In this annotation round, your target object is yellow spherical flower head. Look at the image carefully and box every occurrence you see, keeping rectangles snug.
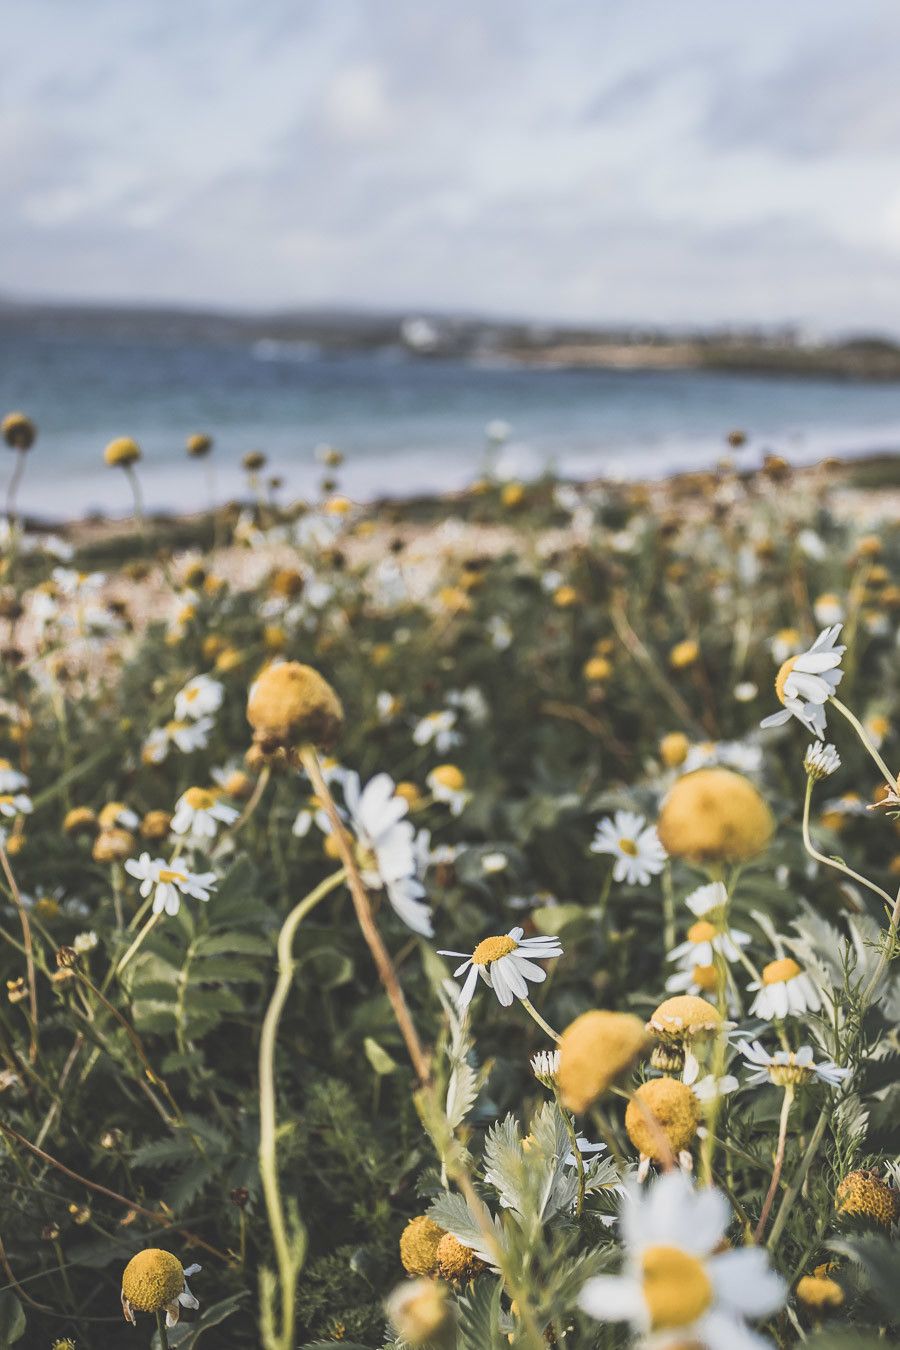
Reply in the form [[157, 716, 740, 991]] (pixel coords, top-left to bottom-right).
[[436, 1232, 481, 1282], [835, 1170, 899, 1227], [552, 584, 580, 608], [558, 1010, 650, 1113], [246, 661, 344, 754], [657, 768, 774, 863], [647, 995, 723, 1074], [2, 411, 36, 450], [242, 450, 266, 472], [63, 806, 97, 836], [659, 732, 690, 768], [186, 432, 213, 458], [583, 655, 613, 682], [796, 1273, 844, 1312], [92, 827, 136, 863], [120, 1249, 200, 1326], [501, 482, 525, 508], [669, 639, 700, 670], [104, 437, 142, 468], [399, 1215, 446, 1277], [625, 1077, 699, 1163], [385, 1278, 452, 1345]]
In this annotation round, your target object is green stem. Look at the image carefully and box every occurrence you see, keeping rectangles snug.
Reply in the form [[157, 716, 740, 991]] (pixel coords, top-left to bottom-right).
[[156, 1308, 169, 1349], [831, 696, 898, 792], [767, 1105, 828, 1250], [801, 778, 893, 907], [520, 997, 561, 1044], [554, 1091, 585, 1216], [258, 867, 346, 1350], [754, 1086, 793, 1242]]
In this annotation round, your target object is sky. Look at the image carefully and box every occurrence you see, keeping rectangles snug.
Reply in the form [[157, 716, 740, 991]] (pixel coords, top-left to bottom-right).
[[4, 0, 900, 332]]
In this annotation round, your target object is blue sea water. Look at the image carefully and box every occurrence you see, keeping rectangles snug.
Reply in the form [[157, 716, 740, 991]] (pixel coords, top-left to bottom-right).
[[2, 326, 900, 520]]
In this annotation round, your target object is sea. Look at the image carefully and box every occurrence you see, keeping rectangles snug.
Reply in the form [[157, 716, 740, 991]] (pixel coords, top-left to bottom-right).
[[2, 325, 900, 520]]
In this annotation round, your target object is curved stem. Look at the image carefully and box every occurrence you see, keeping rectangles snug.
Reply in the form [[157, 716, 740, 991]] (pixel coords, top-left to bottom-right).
[[831, 697, 898, 793], [258, 867, 346, 1350], [801, 778, 893, 907], [519, 997, 561, 1044], [300, 746, 431, 1084], [754, 1086, 793, 1242], [767, 1104, 827, 1251]]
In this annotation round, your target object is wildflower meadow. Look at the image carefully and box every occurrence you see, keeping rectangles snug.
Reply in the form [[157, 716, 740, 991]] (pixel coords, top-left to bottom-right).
[[0, 414, 897, 1350]]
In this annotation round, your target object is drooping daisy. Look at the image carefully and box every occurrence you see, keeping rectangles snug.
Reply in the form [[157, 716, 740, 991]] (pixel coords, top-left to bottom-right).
[[439, 926, 563, 1010], [124, 855, 217, 916], [426, 764, 471, 816], [170, 788, 239, 841], [412, 710, 460, 753], [174, 674, 224, 722], [591, 810, 667, 886], [142, 717, 214, 765], [579, 1171, 784, 1346], [121, 1249, 201, 1328], [738, 1040, 850, 1089], [319, 771, 433, 936], [803, 741, 841, 780], [748, 958, 822, 1020], [760, 624, 845, 739]]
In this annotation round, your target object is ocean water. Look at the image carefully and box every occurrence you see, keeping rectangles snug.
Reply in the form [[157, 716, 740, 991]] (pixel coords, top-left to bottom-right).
[[2, 326, 900, 520]]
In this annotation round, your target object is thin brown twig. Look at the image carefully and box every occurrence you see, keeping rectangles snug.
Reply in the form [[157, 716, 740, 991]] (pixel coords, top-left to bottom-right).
[[300, 747, 431, 1085]]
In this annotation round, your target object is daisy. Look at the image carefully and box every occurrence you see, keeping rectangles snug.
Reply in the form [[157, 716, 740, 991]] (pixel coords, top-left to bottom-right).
[[170, 788, 239, 841], [174, 674, 224, 722], [530, 1048, 560, 1088], [668, 882, 751, 969], [412, 710, 460, 753], [142, 717, 214, 765], [579, 1170, 784, 1346], [0, 793, 32, 819], [438, 926, 563, 1010], [426, 765, 471, 816], [591, 810, 667, 886], [0, 761, 27, 794], [121, 1250, 201, 1329], [760, 624, 845, 739], [748, 957, 822, 1020], [691, 1073, 740, 1102], [803, 741, 841, 780], [738, 1040, 850, 1089], [319, 771, 433, 936], [124, 855, 217, 916]]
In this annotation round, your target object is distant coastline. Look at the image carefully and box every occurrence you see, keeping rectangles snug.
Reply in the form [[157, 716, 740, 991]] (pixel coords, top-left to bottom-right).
[[4, 298, 900, 382]]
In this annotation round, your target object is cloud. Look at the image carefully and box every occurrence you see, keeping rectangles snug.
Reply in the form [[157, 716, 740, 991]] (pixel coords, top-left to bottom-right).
[[3, 1, 900, 331]]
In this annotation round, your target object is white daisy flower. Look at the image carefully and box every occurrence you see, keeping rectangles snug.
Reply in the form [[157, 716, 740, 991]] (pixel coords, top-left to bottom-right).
[[0, 761, 27, 794], [668, 882, 751, 969], [142, 717, 215, 764], [170, 788, 239, 841], [748, 958, 822, 1020], [124, 854, 217, 916], [319, 771, 433, 936], [0, 793, 32, 819], [427, 765, 471, 816], [813, 594, 844, 627], [591, 810, 667, 886], [682, 740, 763, 776], [803, 741, 841, 780], [376, 691, 401, 723], [412, 710, 460, 753], [530, 1048, 560, 1088], [738, 1040, 851, 1089], [760, 624, 845, 739], [579, 1170, 785, 1346], [52, 566, 106, 598], [691, 1073, 740, 1102], [438, 926, 563, 1010], [174, 674, 224, 722], [73, 931, 99, 954]]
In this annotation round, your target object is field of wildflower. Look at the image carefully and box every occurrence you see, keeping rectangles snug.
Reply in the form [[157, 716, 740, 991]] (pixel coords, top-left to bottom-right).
[[0, 413, 897, 1350]]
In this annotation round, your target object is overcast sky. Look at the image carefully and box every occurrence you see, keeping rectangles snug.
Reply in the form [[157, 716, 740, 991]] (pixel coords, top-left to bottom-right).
[[5, 1, 900, 331]]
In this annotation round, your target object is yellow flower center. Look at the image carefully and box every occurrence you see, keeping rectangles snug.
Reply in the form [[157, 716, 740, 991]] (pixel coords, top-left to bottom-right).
[[432, 765, 465, 791], [762, 957, 802, 985], [692, 963, 718, 992], [774, 656, 798, 705], [183, 787, 215, 810], [158, 869, 186, 885], [183, 687, 200, 701], [121, 1248, 184, 1312], [618, 837, 638, 856], [641, 1245, 713, 1329], [472, 935, 517, 966], [686, 921, 716, 944]]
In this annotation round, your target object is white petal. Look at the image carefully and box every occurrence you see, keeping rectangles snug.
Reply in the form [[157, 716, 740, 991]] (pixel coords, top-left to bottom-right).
[[578, 1274, 643, 1323], [709, 1248, 786, 1318]]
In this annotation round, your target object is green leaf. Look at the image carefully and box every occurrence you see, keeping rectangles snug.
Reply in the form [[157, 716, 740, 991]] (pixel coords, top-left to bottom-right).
[[152, 1292, 247, 1348], [458, 1276, 504, 1350], [828, 1234, 900, 1319], [0, 1291, 25, 1346], [364, 1036, 399, 1075]]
